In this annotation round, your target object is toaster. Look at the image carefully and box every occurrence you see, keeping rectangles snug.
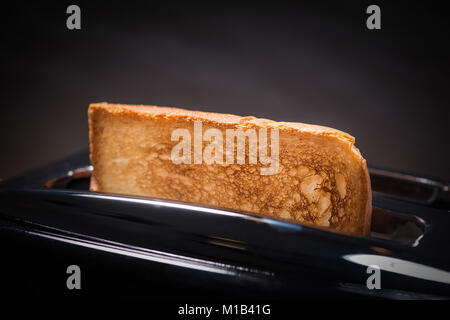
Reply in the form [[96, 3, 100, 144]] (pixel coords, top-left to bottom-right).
[[0, 150, 449, 300]]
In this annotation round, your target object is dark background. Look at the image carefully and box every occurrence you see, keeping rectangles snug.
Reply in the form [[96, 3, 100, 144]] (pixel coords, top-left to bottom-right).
[[1, 1, 449, 181]]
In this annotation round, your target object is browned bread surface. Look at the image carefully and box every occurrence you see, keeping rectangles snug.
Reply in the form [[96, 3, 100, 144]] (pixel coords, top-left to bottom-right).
[[89, 102, 372, 235]]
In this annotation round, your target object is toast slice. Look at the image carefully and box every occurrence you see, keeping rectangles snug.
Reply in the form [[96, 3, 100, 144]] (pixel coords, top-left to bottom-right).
[[89, 102, 372, 235]]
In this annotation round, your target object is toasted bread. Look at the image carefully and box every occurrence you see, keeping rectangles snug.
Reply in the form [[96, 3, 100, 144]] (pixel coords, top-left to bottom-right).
[[89, 103, 372, 235]]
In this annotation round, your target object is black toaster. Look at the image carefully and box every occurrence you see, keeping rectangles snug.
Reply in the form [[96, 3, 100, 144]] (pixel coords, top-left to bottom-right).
[[0, 150, 449, 300]]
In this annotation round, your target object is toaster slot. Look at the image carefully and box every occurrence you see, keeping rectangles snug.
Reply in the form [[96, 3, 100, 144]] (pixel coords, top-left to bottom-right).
[[44, 167, 426, 246], [370, 167, 450, 210]]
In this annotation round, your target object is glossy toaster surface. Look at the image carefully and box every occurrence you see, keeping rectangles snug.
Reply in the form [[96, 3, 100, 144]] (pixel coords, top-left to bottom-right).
[[0, 150, 449, 299]]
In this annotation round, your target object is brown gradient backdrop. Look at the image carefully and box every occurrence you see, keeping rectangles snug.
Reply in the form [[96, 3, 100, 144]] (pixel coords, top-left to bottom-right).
[[1, 1, 449, 181]]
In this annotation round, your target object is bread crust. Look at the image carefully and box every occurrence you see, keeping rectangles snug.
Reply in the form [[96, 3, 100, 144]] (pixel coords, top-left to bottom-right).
[[89, 102, 372, 236]]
